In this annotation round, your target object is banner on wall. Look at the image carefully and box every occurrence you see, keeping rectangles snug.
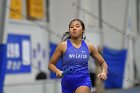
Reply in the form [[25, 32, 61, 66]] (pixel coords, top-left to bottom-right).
[[27, 0, 44, 19], [9, 0, 23, 20], [6, 34, 31, 74]]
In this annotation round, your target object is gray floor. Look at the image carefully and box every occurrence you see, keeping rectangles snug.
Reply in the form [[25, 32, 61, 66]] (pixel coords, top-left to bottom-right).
[[104, 86, 140, 93]]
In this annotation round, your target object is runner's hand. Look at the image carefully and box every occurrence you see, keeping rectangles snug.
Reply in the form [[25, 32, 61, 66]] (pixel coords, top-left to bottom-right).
[[98, 72, 107, 80], [56, 70, 63, 78]]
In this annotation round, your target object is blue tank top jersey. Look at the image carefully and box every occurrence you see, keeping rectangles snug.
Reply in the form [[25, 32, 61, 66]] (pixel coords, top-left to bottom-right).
[[62, 39, 90, 77]]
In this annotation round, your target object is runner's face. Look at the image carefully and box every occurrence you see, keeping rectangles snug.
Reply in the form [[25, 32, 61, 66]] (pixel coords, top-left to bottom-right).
[[69, 21, 84, 39]]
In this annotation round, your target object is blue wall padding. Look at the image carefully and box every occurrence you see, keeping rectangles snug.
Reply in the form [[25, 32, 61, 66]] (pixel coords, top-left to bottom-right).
[[103, 46, 127, 89], [49, 42, 62, 79], [0, 44, 7, 93]]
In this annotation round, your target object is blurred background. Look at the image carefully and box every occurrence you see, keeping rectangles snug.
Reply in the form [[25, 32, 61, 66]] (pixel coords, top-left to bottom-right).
[[0, 0, 140, 93]]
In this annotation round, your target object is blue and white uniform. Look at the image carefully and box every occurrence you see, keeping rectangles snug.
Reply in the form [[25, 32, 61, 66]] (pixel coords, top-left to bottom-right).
[[61, 39, 92, 93]]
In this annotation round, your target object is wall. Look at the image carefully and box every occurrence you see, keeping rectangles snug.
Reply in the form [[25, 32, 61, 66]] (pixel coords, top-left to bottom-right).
[[49, 0, 77, 44], [135, 37, 140, 80], [102, 0, 140, 82], [0, 0, 6, 43], [103, 0, 125, 49], [102, 0, 137, 49], [78, 0, 101, 48], [3, 0, 52, 93], [4, 0, 49, 84]]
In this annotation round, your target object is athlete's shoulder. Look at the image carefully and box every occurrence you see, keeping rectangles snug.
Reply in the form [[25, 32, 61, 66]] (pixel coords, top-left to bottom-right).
[[84, 40, 92, 47], [84, 41, 96, 52], [57, 41, 67, 48], [57, 41, 67, 53]]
